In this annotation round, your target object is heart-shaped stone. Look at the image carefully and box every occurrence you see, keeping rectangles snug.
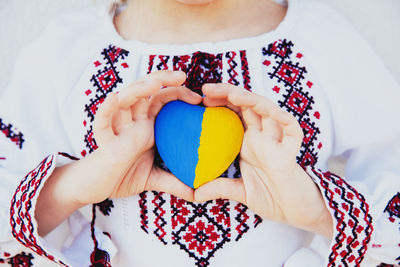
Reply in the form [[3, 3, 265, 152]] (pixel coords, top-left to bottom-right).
[[155, 100, 244, 188]]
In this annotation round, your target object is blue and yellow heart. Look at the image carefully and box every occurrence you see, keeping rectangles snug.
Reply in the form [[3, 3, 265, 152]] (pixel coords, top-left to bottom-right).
[[155, 100, 244, 189]]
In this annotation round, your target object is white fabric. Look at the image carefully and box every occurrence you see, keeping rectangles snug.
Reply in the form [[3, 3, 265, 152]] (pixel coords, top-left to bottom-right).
[[0, 0, 399, 266]]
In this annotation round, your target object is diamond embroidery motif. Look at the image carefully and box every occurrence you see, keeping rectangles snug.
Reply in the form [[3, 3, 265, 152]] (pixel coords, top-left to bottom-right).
[[172, 200, 231, 267]]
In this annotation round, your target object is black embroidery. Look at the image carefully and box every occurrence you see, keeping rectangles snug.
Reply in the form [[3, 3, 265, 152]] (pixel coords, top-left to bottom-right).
[[96, 199, 115, 216], [262, 40, 321, 167], [384, 193, 400, 222], [0, 118, 24, 149], [82, 45, 129, 156], [7, 252, 34, 267]]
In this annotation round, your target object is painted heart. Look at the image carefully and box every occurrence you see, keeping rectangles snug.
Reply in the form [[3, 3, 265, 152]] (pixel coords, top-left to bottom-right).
[[155, 100, 244, 188]]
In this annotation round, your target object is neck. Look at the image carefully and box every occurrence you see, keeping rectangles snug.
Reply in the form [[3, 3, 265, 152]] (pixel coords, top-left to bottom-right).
[[115, 0, 286, 44]]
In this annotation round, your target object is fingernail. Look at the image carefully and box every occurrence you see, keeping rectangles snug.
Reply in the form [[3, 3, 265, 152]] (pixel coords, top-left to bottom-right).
[[173, 71, 185, 77], [204, 83, 220, 91], [191, 91, 200, 97]]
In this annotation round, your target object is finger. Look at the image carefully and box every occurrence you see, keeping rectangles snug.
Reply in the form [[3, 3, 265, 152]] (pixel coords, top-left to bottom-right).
[[269, 110, 300, 134], [148, 86, 203, 118], [241, 108, 262, 131], [131, 98, 150, 121], [261, 116, 283, 141], [203, 83, 279, 117], [146, 169, 194, 202], [93, 93, 118, 144], [194, 178, 245, 203], [118, 71, 187, 110], [202, 95, 242, 114], [117, 79, 161, 110], [139, 70, 187, 87], [112, 108, 134, 135], [202, 83, 251, 106]]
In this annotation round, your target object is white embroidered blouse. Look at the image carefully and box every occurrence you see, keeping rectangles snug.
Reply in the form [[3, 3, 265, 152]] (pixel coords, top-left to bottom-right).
[[1, 0, 399, 266]]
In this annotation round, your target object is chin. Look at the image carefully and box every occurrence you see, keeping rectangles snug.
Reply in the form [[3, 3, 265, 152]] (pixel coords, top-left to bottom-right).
[[175, 0, 214, 5]]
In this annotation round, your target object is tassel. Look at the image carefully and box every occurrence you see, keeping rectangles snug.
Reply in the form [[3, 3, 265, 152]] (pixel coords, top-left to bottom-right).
[[90, 248, 111, 267]]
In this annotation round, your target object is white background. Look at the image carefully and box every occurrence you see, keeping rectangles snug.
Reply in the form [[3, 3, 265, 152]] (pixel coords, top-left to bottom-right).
[[0, 0, 399, 266]]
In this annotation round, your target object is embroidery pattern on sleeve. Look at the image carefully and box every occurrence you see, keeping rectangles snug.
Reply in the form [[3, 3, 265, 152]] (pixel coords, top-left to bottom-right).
[[0, 118, 25, 149], [310, 168, 373, 266], [10, 155, 67, 266]]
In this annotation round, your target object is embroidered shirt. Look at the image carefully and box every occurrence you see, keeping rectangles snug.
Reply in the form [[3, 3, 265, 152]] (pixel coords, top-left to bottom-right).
[[1, 0, 400, 266]]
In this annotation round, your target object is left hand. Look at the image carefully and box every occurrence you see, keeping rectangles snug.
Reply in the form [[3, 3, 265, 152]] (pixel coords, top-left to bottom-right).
[[194, 83, 332, 237]]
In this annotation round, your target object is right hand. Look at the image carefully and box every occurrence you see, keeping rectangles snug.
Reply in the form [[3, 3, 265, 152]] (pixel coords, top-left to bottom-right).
[[69, 71, 201, 205]]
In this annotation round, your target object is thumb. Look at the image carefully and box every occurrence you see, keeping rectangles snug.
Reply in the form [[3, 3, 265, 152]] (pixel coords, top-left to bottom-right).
[[146, 168, 195, 202], [194, 178, 245, 203]]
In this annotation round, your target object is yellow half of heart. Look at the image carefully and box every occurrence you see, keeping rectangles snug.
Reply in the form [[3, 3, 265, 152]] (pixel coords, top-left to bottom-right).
[[193, 106, 244, 188]]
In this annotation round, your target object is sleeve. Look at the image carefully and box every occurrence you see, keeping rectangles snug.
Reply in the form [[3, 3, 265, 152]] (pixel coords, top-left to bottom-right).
[[288, 1, 400, 266], [0, 10, 116, 266]]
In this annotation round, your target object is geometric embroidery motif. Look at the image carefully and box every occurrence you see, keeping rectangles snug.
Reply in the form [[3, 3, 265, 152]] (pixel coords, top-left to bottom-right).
[[172, 52, 223, 95], [82, 45, 130, 156], [310, 168, 373, 267], [384, 193, 400, 223], [262, 39, 321, 167], [239, 50, 252, 91], [7, 252, 34, 267], [10, 155, 67, 266], [0, 118, 25, 149], [171, 197, 231, 267], [152, 192, 168, 245], [234, 203, 249, 242], [226, 51, 240, 86], [139, 192, 149, 234]]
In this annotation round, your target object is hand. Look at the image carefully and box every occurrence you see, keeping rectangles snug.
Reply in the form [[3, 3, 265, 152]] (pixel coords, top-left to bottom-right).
[[37, 71, 202, 236], [47, 71, 201, 207], [88, 71, 202, 203], [194, 83, 332, 237]]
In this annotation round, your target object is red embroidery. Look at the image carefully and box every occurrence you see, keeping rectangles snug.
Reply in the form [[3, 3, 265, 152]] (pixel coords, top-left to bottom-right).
[[384, 193, 400, 223], [263, 60, 271, 66], [0, 118, 25, 149], [139, 192, 149, 233], [234, 203, 249, 241], [310, 169, 373, 266], [10, 155, 67, 266], [226, 51, 239, 86], [262, 39, 322, 167], [7, 252, 34, 267], [82, 45, 129, 156], [152, 192, 167, 245], [171, 198, 231, 266], [240, 50, 252, 91]]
